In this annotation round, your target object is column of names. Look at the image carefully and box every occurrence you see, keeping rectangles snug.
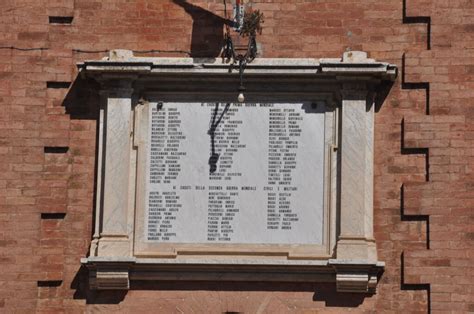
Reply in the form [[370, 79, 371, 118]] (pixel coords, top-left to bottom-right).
[[146, 102, 324, 245]]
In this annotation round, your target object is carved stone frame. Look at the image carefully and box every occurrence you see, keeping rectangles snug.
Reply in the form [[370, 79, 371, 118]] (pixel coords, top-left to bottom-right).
[[80, 50, 397, 293]]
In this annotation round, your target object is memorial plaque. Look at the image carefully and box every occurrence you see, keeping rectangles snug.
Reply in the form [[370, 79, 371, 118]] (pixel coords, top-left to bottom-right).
[[146, 102, 326, 245], [82, 54, 395, 291]]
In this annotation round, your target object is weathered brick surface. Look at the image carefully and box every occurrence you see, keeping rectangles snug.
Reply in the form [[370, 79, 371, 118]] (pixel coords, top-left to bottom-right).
[[0, 0, 472, 313]]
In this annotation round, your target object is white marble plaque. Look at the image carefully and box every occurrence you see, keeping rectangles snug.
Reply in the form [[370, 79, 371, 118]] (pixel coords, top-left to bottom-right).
[[146, 102, 325, 245]]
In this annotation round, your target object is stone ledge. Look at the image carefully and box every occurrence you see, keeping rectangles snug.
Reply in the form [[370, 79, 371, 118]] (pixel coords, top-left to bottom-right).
[[82, 257, 384, 293], [329, 259, 384, 294]]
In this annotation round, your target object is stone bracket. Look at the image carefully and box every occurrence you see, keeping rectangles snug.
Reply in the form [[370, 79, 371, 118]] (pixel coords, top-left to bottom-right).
[[329, 260, 383, 293], [82, 259, 133, 290]]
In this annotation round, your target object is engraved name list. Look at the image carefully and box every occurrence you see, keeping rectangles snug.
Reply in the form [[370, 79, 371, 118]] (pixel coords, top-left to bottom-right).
[[146, 102, 326, 245]]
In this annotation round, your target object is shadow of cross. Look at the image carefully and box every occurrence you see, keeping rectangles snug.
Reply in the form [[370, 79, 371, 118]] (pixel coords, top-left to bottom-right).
[[172, 0, 234, 58], [208, 102, 231, 173]]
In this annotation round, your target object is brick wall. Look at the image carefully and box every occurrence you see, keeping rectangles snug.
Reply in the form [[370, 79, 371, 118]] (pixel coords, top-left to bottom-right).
[[0, 0, 472, 313]]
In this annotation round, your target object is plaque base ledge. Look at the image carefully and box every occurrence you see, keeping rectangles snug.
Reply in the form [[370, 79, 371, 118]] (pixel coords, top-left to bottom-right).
[[82, 257, 384, 293]]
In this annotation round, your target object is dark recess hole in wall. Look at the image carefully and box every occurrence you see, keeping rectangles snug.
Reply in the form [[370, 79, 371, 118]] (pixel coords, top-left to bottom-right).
[[400, 252, 431, 313], [37, 280, 63, 287], [401, 54, 430, 115], [400, 119, 430, 182], [49, 16, 74, 24], [44, 146, 69, 154], [402, 0, 431, 50], [47, 81, 71, 89], [41, 213, 66, 219]]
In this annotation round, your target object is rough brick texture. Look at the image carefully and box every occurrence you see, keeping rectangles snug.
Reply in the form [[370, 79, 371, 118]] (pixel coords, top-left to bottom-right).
[[0, 0, 473, 313]]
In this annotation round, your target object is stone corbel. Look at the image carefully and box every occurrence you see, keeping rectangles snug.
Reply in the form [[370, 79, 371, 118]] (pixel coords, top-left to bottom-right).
[[83, 258, 134, 290], [336, 80, 377, 263], [329, 259, 382, 293]]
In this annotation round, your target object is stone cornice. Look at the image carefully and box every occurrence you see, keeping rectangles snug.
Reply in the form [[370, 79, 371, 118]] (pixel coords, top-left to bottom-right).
[[77, 50, 397, 82]]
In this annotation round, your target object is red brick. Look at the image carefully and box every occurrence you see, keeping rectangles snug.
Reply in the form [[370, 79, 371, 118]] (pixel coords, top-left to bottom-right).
[[2, 0, 473, 313]]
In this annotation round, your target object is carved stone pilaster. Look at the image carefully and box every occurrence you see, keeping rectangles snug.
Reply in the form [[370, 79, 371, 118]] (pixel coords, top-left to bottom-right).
[[95, 84, 135, 257]]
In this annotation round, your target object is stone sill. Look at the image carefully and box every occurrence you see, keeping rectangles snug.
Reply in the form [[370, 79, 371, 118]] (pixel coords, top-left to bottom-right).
[[81, 257, 383, 293], [82, 256, 384, 267]]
